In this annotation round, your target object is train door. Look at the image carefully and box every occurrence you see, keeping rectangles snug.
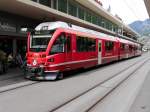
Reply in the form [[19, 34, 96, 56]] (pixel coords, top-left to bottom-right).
[[117, 41, 121, 60], [98, 40, 102, 64], [65, 34, 72, 69]]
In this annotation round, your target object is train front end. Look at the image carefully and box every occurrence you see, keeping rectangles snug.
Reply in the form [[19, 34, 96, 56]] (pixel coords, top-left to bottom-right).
[[26, 23, 62, 80]]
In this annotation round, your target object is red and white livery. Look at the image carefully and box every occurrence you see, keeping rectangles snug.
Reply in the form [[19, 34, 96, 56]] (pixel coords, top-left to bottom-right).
[[26, 21, 142, 80]]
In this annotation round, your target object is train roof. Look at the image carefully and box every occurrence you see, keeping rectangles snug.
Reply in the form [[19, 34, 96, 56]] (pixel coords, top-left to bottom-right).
[[118, 38, 129, 44], [35, 21, 118, 41], [35, 21, 108, 37], [35, 21, 139, 43]]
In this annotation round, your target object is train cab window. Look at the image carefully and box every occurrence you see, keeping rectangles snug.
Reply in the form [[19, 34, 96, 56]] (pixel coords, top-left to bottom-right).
[[50, 34, 66, 54], [105, 41, 114, 51]]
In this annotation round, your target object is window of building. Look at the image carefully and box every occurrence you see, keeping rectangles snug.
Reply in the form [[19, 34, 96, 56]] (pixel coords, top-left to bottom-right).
[[105, 20, 109, 29], [33, 0, 120, 33], [78, 7, 85, 20], [105, 41, 114, 51], [113, 25, 118, 33], [109, 23, 113, 31], [68, 1, 77, 17], [76, 36, 96, 52], [39, 0, 50, 6], [98, 17, 102, 26], [118, 27, 123, 34], [101, 18, 106, 28], [58, 0, 67, 13], [85, 11, 92, 23], [52, 0, 58, 9], [92, 15, 98, 25], [31, 0, 37, 2]]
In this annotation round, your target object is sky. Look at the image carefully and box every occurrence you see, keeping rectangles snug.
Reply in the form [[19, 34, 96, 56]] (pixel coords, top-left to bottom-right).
[[100, 0, 149, 24]]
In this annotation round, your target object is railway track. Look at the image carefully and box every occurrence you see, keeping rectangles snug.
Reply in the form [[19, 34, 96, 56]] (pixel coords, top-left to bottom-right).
[[86, 59, 150, 112], [49, 57, 149, 112], [0, 55, 148, 112], [0, 57, 147, 96]]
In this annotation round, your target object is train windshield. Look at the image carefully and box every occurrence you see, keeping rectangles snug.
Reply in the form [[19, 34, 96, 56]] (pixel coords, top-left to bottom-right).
[[30, 30, 54, 52]]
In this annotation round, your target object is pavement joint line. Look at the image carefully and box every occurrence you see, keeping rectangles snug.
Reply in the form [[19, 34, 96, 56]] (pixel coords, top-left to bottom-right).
[[50, 59, 142, 112], [101, 58, 150, 88], [86, 58, 150, 112], [99, 85, 113, 89], [88, 58, 150, 112], [0, 81, 39, 94], [51, 58, 149, 112], [0, 57, 145, 94], [0, 55, 148, 112], [49, 57, 148, 112]]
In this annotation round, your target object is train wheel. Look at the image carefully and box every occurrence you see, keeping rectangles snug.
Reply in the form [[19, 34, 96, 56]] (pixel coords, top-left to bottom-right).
[[0, 61, 4, 74], [57, 72, 64, 80]]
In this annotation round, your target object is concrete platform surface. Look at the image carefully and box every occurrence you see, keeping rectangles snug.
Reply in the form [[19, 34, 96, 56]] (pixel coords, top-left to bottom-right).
[[129, 68, 150, 112], [0, 68, 26, 87], [0, 53, 149, 112], [89, 57, 150, 112]]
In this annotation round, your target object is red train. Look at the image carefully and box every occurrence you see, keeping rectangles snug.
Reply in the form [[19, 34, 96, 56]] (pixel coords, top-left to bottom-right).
[[26, 21, 142, 80]]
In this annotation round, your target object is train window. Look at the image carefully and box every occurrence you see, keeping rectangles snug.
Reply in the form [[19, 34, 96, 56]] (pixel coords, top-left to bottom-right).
[[129, 45, 132, 51], [77, 37, 82, 52], [50, 34, 66, 54], [99, 43, 101, 52], [66, 36, 71, 53], [90, 39, 96, 51], [134, 46, 137, 51], [121, 44, 125, 50], [76, 36, 96, 52], [105, 41, 114, 51]]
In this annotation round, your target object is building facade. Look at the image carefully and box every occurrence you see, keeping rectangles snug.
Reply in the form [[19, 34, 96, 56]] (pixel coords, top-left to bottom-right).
[[144, 0, 150, 17], [0, 0, 139, 58], [0, 11, 40, 57]]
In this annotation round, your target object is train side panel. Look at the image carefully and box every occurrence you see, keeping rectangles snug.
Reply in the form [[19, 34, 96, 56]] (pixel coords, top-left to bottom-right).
[[101, 39, 119, 64]]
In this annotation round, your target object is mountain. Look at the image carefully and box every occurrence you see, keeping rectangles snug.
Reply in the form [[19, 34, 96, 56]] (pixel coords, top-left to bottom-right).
[[129, 19, 150, 36]]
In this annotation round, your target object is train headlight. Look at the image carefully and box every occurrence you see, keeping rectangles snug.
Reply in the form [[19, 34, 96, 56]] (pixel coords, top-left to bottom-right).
[[33, 59, 37, 66], [39, 65, 44, 68]]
